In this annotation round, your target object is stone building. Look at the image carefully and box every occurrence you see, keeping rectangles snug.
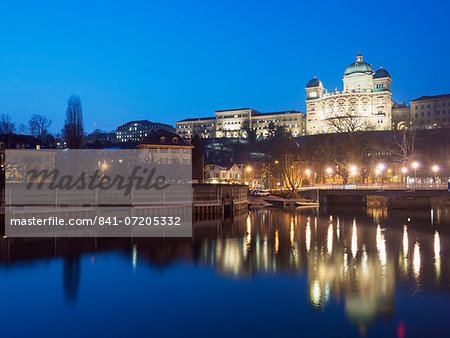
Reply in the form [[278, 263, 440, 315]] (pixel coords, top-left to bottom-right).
[[306, 53, 392, 134], [409, 94, 450, 129], [176, 108, 306, 139]]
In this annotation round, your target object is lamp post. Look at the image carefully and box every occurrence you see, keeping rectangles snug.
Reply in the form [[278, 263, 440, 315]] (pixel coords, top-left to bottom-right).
[[401, 167, 407, 187], [432, 165, 439, 187], [305, 169, 311, 186], [350, 165, 357, 185], [326, 167, 333, 186], [245, 165, 252, 188], [412, 162, 419, 190]]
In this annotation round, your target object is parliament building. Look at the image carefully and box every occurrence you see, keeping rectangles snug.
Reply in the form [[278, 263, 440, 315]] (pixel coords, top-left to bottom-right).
[[306, 53, 393, 134]]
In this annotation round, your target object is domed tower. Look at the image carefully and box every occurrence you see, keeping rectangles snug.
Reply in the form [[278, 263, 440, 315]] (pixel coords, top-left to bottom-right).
[[305, 76, 324, 100], [343, 53, 374, 91], [373, 67, 391, 92]]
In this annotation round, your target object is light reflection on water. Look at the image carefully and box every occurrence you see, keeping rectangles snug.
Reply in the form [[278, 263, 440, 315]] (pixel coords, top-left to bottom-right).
[[1, 206, 450, 336]]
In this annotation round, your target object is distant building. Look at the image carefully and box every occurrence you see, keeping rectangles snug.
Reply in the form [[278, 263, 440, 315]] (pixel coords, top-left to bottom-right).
[[136, 129, 193, 165], [204, 163, 242, 184], [85, 130, 116, 146], [306, 53, 393, 134], [176, 108, 306, 139], [0, 134, 42, 150], [410, 94, 450, 129], [391, 102, 411, 130], [116, 120, 175, 142]]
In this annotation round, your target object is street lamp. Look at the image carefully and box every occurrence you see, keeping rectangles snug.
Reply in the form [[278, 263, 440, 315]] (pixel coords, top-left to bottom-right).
[[377, 163, 385, 185], [350, 165, 357, 185], [245, 166, 252, 188], [401, 167, 407, 185], [326, 167, 333, 186], [432, 165, 439, 186], [412, 162, 419, 189]]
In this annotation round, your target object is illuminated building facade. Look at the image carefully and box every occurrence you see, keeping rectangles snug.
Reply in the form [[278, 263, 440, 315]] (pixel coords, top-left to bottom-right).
[[176, 108, 306, 139], [409, 94, 450, 129], [306, 53, 393, 134], [116, 120, 175, 142]]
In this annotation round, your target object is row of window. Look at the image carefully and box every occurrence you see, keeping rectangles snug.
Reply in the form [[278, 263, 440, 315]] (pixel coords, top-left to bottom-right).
[[415, 102, 449, 109]]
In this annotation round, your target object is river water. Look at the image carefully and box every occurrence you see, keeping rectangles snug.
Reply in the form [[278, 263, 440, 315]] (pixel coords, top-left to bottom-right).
[[1, 206, 449, 337]]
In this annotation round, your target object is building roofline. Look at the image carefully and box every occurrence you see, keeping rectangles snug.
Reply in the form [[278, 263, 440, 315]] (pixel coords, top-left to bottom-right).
[[177, 116, 216, 122], [215, 108, 253, 113], [411, 94, 450, 102]]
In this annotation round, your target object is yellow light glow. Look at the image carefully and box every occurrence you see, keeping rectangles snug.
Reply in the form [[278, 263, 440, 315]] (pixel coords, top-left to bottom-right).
[[306, 222, 311, 253], [401, 167, 407, 174], [403, 225, 408, 258], [326, 167, 333, 174], [434, 231, 441, 281], [412, 162, 419, 169], [327, 224, 333, 255], [246, 215, 251, 246], [245, 166, 252, 173], [290, 219, 294, 247], [413, 241, 421, 281], [432, 165, 439, 172], [275, 230, 279, 254], [351, 219, 358, 258]]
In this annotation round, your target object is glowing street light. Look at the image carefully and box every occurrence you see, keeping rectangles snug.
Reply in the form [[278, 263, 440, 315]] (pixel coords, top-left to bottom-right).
[[101, 162, 109, 170], [432, 165, 439, 185], [246, 166, 252, 173], [326, 167, 333, 174], [305, 169, 311, 177], [401, 167, 408, 185], [412, 162, 419, 189], [350, 165, 357, 185]]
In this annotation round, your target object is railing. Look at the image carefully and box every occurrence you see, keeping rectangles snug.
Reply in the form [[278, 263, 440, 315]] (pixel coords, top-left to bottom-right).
[[296, 183, 449, 191]]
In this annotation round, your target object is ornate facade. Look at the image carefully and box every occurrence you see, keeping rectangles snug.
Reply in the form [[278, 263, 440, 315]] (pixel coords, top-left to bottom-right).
[[306, 54, 392, 134]]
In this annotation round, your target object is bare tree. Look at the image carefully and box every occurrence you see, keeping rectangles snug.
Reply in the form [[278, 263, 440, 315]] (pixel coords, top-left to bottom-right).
[[63, 95, 85, 149], [0, 113, 16, 134], [281, 155, 304, 192], [320, 112, 376, 184], [17, 123, 28, 135], [29, 113, 52, 140], [326, 112, 375, 133], [391, 127, 417, 165]]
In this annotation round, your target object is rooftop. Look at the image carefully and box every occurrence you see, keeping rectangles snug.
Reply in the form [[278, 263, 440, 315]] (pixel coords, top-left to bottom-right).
[[252, 110, 305, 116], [117, 120, 174, 128], [139, 129, 193, 147], [215, 108, 253, 112], [178, 116, 216, 122], [411, 94, 450, 102]]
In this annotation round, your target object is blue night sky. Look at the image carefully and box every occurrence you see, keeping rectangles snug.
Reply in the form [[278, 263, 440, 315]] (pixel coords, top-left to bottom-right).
[[1, 0, 449, 133]]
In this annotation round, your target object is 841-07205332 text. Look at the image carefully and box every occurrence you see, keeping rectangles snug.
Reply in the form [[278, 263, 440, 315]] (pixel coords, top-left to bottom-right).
[[9, 216, 182, 227]]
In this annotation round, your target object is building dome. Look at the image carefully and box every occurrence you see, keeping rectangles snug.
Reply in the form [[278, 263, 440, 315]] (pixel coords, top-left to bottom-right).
[[306, 77, 322, 88], [373, 67, 391, 79], [344, 54, 374, 76]]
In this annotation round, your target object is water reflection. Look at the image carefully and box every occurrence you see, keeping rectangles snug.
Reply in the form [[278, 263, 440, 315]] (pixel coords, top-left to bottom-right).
[[1, 206, 450, 335], [434, 231, 441, 282]]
